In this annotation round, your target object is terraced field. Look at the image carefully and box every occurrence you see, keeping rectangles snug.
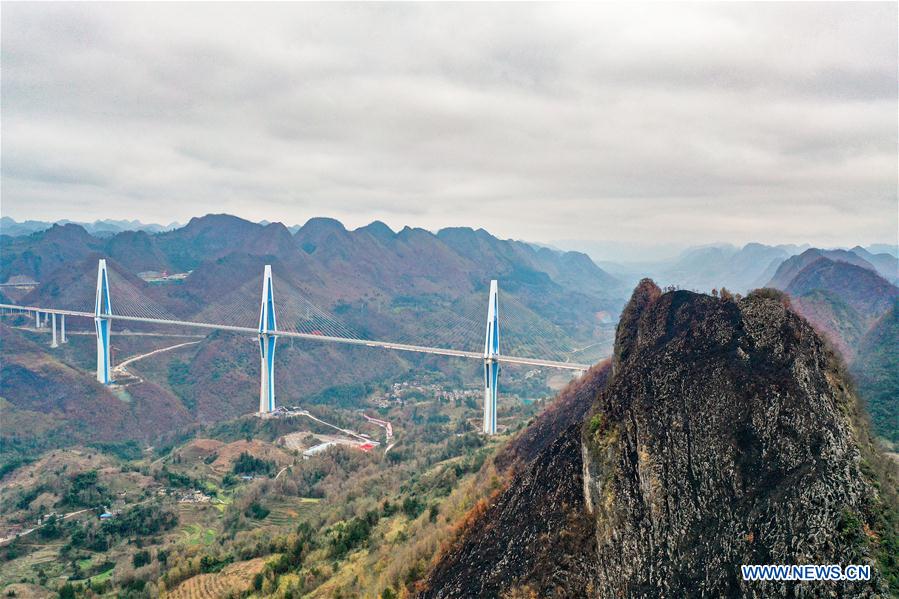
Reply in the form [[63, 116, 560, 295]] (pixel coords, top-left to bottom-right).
[[165, 558, 267, 599], [245, 497, 321, 530], [180, 523, 216, 546], [0, 543, 66, 588], [88, 567, 115, 585], [0, 583, 55, 599]]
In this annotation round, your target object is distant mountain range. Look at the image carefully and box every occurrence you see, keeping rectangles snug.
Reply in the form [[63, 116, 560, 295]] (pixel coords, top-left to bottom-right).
[[598, 241, 896, 293], [3, 213, 626, 304], [0, 216, 181, 238]]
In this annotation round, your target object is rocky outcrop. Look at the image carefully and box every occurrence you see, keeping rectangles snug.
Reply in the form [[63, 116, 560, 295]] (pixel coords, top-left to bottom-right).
[[583, 283, 891, 597], [494, 359, 611, 472], [424, 281, 898, 598], [420, 361, 614, 598]]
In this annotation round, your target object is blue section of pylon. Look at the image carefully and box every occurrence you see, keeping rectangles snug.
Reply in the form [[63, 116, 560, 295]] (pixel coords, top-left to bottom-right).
[[484, 280, 499, 359], [490, 295, 499, 355], [267, 283, 276, 331], [265, 335, 277, 411], [95, 318, 110, 383], [258, 332, 277, 411], [484, 359, 499, 435]]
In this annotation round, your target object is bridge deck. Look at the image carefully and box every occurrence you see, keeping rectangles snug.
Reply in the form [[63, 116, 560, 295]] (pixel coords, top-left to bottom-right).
[[0, 304, 591, 372]]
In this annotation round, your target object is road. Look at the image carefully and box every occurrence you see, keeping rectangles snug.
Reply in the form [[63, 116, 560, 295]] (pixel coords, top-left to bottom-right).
[[362, 414, 393, 441], [0, 496, 160, 546], [20, 328, 205, 339], [566, 340, 605, 356], [0, 508, 91, 545], [291, 411, 378, 445], [113, 340, 202, 383]]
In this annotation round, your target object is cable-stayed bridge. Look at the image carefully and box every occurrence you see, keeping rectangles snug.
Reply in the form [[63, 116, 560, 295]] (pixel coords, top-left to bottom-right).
[[1, 260, 597, 434]]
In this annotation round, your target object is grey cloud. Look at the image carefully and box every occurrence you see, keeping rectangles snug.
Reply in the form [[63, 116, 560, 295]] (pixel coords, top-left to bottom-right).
[[1, 2, 896, 248]]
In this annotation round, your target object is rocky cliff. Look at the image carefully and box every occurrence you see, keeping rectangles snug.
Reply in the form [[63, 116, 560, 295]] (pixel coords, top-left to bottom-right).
[[420, 361, 613, 598], [423, 281, 898, 598], [583, 281, 895, 597]]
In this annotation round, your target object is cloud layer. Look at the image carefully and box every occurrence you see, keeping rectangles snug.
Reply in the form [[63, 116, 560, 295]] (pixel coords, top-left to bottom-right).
[[2, 3, 896, 246]]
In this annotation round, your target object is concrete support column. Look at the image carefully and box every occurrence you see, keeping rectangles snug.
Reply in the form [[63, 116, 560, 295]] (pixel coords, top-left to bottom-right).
[[257, 265, 278, 413], [51, 313, 58, 348], [60, 314, 67, 343]]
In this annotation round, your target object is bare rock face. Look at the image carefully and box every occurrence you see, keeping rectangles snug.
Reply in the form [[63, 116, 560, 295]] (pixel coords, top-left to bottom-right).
[[583, 283, 888, 597]]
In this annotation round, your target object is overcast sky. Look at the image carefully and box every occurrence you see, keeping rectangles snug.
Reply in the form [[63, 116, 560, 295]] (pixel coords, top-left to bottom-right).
[[2, 2, 896, 253]]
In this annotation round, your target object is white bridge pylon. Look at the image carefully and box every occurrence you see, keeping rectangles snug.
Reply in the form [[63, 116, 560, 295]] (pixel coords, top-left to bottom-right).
[[2, 259, 591, 435], [483, 280, 499, 435], [95, 259, 112, 384], [258, 265, 278, 414]]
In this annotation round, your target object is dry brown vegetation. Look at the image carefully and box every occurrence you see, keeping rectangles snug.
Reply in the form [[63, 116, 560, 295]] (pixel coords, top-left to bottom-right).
[[1, 448, 117, 490], [306, 460, 508, 599], [208, 441, 294, 474]]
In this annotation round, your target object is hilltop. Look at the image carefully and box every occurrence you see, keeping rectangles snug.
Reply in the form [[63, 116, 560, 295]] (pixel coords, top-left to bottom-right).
[[766, 247, 887, 290], [583, 283, 896, 596]]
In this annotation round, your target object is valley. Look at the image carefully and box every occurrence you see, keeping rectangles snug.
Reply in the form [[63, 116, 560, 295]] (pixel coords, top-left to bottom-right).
[[1, 215, 896, 598], [0, 364, 554, 597]]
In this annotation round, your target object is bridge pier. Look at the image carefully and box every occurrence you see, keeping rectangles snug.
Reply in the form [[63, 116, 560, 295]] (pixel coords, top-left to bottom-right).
[[483, 280, 499, 435], [51, 313, 58, 348], [95, 260, 112, 383], [60, 314, 67, 343], [258, 265, 278, 413]]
